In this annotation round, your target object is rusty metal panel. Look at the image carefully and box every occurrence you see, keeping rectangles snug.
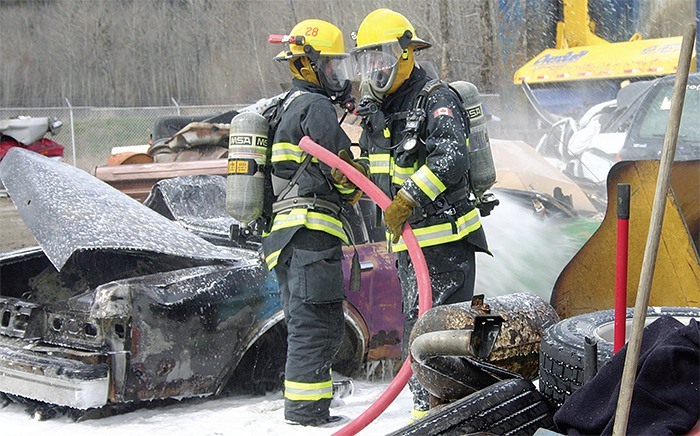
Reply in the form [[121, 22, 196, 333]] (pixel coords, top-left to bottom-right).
[[551, 160, 700, 318]]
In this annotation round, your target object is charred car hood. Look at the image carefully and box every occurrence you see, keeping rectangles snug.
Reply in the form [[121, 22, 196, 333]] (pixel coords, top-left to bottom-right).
[[0, 147, 240, 270]]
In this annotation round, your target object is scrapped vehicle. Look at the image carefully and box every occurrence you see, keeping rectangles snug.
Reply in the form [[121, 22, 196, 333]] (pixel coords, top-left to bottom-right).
[[0, 116, 64, 161], [0, 147, 403, 416], [529, 73, 700, 208], [0, 116, 65, 197]]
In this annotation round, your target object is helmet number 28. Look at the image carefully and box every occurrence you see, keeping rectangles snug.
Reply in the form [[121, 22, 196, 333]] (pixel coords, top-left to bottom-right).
[[305, 27, 319, 37]]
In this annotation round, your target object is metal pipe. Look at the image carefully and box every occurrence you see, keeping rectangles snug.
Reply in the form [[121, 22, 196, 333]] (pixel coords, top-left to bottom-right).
[[614, 183, 630, 353], [410, 330, 472, 366], [612, 23, 696, 436], [171, 97, 181, 115], [64, 98, 77, 166], [583, 336, 598, 383]]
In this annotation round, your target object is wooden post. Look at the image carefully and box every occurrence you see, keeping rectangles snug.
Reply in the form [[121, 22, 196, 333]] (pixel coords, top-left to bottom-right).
[[612, 23, 697, 436]]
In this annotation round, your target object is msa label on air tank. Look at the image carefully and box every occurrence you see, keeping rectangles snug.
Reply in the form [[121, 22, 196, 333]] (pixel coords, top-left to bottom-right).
[[230, 134, 268, 147], [228, 159, 257, 175], [466, 104, 483, 119]]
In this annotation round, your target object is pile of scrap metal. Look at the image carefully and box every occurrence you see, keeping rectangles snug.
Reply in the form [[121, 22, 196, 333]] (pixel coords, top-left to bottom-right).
[[389, 159, 699, 435], [389, 293, 561, 435], [93, 94, 364, 203]]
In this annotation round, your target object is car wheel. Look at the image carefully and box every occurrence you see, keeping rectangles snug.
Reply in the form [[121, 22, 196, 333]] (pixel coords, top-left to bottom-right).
[[227, 322, 287, 395], [539, 306, 700, 407], [387, 378, 554, 435], [332, 322, 364, 378]]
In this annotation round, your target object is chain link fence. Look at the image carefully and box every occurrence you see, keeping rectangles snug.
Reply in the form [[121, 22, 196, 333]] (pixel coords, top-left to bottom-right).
[[0, 103, 245, 172], [1, 95, 511, 174]]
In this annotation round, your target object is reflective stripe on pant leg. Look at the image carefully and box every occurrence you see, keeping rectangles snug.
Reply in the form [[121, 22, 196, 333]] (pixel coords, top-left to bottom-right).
[[284, 378, 333, 401]]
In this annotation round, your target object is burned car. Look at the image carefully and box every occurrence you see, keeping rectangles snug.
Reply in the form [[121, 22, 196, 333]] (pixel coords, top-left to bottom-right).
[[0, 147, 403, 415]]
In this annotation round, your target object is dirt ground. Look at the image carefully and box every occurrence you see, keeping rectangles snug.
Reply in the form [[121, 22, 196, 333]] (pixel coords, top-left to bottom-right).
[[0, 195, 37, 252]]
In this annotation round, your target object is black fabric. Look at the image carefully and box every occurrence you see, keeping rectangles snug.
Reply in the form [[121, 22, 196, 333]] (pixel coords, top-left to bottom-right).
[[397, 239, 476, 410], [275, 228, 345, 424], [271, 79, 351, 202], [554, 316, 700, 435]]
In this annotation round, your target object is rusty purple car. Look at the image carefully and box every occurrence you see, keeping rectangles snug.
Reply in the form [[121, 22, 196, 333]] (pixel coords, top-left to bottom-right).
[[0, 147, 403, 416]]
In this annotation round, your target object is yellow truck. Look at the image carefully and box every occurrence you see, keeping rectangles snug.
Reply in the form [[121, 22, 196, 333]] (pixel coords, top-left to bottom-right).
[[514, 0, 697, 118]]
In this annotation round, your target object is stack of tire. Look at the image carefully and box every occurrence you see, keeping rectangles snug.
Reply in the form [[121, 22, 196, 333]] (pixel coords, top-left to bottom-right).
[[390, 306, 699, 435], [538, 306, 700, 407], [387, 377, 554, 435]]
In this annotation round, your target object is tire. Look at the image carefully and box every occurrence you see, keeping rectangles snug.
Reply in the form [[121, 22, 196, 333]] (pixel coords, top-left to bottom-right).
[[332, 322, 364, 378], [539, 306, 700, 407], [227, 322, 287, 395], [387, 378, 555, 436]]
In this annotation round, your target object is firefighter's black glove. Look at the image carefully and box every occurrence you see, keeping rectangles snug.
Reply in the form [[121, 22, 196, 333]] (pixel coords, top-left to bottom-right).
[[332, 149, 366, 190], [384, 189, 416, 244], [344, 189, 363, 206]]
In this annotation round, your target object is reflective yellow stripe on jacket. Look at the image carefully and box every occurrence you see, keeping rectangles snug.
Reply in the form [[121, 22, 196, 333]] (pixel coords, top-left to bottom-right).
[[369, 153, 390, 174], [410, 165, 446, 201], [392, 160, 417, 185], [271, 142, 319, 164], [265, 208, 348, 268], [284, 379, 333, 401], [390, 207, 482, 252]]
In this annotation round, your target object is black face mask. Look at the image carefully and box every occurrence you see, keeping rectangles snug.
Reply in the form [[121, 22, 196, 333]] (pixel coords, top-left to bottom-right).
[[316, 69, 351, 106]]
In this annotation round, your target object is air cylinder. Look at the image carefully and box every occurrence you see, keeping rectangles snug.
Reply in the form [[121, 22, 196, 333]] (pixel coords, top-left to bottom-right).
[[451, 81, 497, 198], [226, 112, 269, 228]]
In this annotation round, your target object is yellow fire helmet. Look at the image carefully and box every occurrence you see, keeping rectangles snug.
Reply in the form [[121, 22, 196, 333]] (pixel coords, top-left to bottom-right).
[[354, 8, 431, 52], [270, 19, 352, 103], [352, 9, 432, 102], [273, 19, 348, 61]]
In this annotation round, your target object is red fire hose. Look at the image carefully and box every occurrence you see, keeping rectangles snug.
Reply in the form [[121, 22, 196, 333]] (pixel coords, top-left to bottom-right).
[[298, 136, 433, 435], [614, 184, 630, 353]]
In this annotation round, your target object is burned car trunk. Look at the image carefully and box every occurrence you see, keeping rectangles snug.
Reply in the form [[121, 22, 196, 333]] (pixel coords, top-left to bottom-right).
[[0, 147, 278, 409]]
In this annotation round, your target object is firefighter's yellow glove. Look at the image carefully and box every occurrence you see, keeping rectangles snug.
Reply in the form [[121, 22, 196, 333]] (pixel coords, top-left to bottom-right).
[[384, 190, 416, 244], [332, 149, 366, 189]]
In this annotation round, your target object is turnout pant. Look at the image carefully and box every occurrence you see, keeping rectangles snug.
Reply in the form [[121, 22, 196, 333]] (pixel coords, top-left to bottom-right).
[[274, 228, 345, 424], [397, 238, 476, 412]]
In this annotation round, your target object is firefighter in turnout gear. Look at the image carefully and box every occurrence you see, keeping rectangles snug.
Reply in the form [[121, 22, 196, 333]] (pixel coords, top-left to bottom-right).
[[350, 8, 490, 420], [264, 18, 355, 427]]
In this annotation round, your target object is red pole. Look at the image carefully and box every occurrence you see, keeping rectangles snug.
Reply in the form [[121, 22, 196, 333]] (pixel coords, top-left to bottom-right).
[[614, 183, 630, 353]]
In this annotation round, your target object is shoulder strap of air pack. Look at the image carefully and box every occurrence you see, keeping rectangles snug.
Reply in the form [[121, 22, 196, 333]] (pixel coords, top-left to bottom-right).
[[269, 90, 312, 201], [412, 79, 446, 168]]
